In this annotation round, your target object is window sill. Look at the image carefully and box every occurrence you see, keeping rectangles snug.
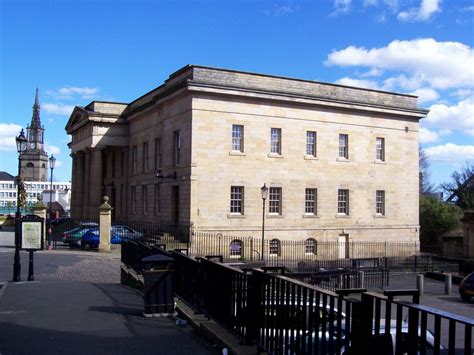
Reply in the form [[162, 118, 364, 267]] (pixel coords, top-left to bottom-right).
[[373, 160, 386, 165], [374, 214, 386, 218], [304, 155, 318, 160], [267, 214, 283, 218], [336, 157, 350, 162], [227, 214, 246, 219], [229, 151, 246, 156], [303, 214, 318, 218], [268, 153, 283, 158], [335, 214, 350, 218]]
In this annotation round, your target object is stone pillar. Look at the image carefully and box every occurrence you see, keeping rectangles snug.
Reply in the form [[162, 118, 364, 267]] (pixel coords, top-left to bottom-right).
[[32, 195, 47, 249], [75, 151, 85, 220], [83, 150, 91, 220], [99, 196, 112, 253], [70, 153, 77, 219], [90, 148, 103, 220]]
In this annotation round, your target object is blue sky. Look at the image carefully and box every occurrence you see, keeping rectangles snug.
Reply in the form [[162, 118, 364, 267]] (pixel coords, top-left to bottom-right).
[[0, 0, 473, 188]]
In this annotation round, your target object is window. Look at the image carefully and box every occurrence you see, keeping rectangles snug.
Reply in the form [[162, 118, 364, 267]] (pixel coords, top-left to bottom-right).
[[269, 239, 281, 256], [143, 141, 149, 172], [269, 187, 282, 214], [232, 125, 244, 152], [376, 190, 385, 215], [339, 134, 348, 159], [306, 131, 317, 156], [305, 188, 317, 215], [376, 137, 385, 161], [230, 186, 244, 214], [131, 145, 137, 174], [174, 130, 181, 166], [230, 239, 243, 258], [143, 185, 148, 214], [270, 128, 281, 154], [338, 189, 349, 215], [155, 138, 161, 171], [131, 186, 137, 214], [305, 238, 317, 255], [154, 184, 161, 215]]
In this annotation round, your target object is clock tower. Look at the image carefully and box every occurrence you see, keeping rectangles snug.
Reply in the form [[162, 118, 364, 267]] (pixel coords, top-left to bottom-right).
[[20, 89, 49, 181]]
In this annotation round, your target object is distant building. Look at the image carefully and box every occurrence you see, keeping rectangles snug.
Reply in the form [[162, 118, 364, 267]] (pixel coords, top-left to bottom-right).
[[66, 65, 427, 243]]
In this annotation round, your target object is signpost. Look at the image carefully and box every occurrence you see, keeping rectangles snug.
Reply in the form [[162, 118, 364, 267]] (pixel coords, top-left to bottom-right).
[[19, 215, 44, 281]]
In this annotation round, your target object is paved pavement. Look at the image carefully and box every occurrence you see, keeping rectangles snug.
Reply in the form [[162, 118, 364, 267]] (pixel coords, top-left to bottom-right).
[[0, 228, 218, 355]]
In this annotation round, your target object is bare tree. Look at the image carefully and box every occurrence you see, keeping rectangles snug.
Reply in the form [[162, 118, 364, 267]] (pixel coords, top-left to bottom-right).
[[441, 162, 474, 210], [419, 147, 434, 194]]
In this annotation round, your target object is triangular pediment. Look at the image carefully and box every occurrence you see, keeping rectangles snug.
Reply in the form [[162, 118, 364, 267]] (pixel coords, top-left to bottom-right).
[[65, 106, 91, 134]]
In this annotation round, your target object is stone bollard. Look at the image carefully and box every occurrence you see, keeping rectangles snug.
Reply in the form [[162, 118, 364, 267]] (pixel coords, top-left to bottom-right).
[[99, 196, 112, 253], [417, 274, 424, 296], [444, 273, 452, 295]]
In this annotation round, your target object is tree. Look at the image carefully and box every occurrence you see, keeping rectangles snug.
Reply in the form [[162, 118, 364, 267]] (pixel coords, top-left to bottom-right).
[[420, 196, 462, 243], [18, 177, 28, 209], [441, 163, 474, 210], [419, 147, 434, 193]]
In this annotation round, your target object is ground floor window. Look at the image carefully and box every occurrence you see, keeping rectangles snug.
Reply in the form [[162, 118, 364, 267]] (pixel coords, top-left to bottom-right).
[[305, 238, 317, 255], [269, 239, 281, 256], [230, 239, 243, 258]]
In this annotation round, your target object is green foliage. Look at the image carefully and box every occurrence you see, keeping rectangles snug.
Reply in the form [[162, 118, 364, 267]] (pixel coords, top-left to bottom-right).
[[420, 196, 462, 243]]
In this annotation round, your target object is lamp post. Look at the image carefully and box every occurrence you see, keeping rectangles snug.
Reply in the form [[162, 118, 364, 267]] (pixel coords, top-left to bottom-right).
[[260, 183, 268, 262], [48, 154, 56, 249], [13, 129, 27, 282]]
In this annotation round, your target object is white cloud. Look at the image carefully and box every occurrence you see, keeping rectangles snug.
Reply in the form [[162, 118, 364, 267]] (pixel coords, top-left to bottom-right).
[[46, 86, 99, 100], [44, 143, 61, 156], [332, 0, 352, 15], [419, 128, 439, 143], [0, 123, 23, 152], [424, 143, 474, 163], [264, 4, 298, 16], [361, 68, 384, 77], [325, 38, 474, 90], [425, 99, 474, 135], [335, 77, 381, 90], [398, 0, 441, 22], [464, 6, 474, 12], [409, 88, 439, 104], [53, 160, 63, 168], [42, 103, 75, 116]]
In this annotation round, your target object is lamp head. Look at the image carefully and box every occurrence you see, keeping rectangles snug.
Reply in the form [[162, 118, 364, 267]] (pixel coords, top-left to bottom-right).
[[49, 154, 56, 169], [261, 183, 268, 200], [16, 129, 27, 153]]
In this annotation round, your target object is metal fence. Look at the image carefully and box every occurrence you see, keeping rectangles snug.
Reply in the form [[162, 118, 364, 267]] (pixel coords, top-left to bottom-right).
[[121, 241, 474, 354]]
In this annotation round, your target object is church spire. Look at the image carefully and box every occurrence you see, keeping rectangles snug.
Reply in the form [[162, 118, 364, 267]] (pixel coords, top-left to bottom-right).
[[31, 87, 41, 125]]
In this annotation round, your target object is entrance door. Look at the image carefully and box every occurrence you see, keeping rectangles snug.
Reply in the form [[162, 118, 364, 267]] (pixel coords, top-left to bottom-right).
[[172, 186, 180, 224], [338, 234, 349, 259]]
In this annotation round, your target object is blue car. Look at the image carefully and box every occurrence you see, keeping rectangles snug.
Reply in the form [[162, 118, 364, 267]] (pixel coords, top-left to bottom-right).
[[81, 225, 143, 250]]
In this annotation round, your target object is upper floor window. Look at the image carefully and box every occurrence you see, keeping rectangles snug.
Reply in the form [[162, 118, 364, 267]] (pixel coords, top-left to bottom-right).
[[306, 131, 317, 157], [174, 130, 181, 166], [269, 187, 282, 214], [230, 186, 244, 214], [376, 190, 385, 215], [131, 146, 137, 174], [338, 189, 349, 215], [305, 238, 317, 255], [376, 137, 385, 161], [143, 141, 149, 172], [155, 138, 161, 171], [232, 125, 244, 152], [271, 128, 282, 154], [339, 134, 348, 159], [305, 188, 317, 215]]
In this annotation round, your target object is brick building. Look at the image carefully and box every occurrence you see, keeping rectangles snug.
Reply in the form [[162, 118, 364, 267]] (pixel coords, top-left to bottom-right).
[[66, 65, 427, 243]]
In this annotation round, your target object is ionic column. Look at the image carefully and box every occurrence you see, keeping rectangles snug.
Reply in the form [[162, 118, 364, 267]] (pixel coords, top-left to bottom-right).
[[83, 149, 91, 219], [70, 153, 77, 219], [75, 151, 85, 220], [89, 147, 104, 219]]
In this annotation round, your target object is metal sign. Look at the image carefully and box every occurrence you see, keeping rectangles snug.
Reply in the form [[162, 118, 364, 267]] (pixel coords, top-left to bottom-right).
[[20, 215, 44, 251]]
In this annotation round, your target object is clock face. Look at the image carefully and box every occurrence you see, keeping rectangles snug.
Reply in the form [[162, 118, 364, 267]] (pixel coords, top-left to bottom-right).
[[29, 143, 35, 149]]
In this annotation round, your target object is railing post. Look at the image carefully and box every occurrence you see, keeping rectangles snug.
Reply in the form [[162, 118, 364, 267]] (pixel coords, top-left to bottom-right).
[[244, 270, 261, 345], [99, 196, 112, 253], [351, 294, 372, 354]]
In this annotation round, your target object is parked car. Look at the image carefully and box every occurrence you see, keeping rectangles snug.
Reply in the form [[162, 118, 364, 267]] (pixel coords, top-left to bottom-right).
[[62, 226, 93, 246], [459, 272, 474, 302], [81, 225, 143, 250]]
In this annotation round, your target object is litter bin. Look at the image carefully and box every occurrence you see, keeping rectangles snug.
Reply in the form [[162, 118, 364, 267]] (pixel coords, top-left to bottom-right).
[[142, 254, 175, 316]]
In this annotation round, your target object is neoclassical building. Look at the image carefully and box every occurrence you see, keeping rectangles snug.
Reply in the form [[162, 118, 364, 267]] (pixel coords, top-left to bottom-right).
[[66, 65, 427, 243]]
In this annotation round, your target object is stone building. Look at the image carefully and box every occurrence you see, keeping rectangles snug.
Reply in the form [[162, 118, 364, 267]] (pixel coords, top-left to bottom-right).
[[66, 65, 427, 243]]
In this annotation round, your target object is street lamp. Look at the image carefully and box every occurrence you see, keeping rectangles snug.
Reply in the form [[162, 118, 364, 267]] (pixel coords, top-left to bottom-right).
[[260, 183, 268, 262], [48, 154, 56, 249], [13, 129, 27, 282]]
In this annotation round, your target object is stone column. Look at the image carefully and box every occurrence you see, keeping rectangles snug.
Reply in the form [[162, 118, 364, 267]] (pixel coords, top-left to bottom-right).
[[70, 153, 77, 220], [83, 149, 91, 220], [90, 148, 103, 220], [32, 195, 47, 249], [75, 151, 85, 220], [99, 196, 112, 253]]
